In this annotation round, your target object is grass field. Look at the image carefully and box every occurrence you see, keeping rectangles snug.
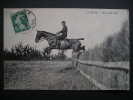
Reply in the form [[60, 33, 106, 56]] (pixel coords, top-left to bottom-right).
[[4, 61, 98, 90]]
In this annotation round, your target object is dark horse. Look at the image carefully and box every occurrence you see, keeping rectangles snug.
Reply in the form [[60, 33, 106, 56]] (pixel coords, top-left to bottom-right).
[[35, 30, 85, 55]]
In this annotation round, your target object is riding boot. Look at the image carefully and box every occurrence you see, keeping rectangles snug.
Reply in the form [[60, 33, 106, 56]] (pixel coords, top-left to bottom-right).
[[58, 40, 60, 51], [54, 39, 57, 47], [54, 38, 58, 47]]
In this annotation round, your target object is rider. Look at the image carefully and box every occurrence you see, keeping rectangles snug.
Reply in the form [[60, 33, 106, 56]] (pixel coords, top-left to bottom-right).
[[55, 21, 68, 48]]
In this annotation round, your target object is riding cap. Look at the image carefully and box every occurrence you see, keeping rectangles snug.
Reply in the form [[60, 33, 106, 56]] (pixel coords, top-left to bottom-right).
[[62, 21, 65, 23]]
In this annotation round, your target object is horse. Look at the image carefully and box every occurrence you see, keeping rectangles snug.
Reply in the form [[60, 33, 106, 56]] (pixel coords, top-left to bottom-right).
[[35, 30, 85, 56]]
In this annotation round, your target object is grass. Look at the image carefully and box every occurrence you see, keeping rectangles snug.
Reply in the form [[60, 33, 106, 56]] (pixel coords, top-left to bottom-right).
[[4, 61, 98, 90]]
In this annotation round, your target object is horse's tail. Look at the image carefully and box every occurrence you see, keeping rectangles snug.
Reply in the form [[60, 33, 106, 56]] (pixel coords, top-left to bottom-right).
[[67, 38, 84, 41], [76, 38, 84, 40]]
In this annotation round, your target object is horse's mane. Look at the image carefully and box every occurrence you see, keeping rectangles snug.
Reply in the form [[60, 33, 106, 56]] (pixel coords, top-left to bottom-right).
[[38, 31, 56, 36]]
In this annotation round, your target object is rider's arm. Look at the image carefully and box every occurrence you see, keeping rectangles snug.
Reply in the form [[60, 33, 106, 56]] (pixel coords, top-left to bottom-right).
[[58, 29, 63, 33], [58, 26, 67, 33]]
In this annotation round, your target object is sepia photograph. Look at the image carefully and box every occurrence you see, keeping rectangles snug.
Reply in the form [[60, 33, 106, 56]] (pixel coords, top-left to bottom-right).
[[4, 8, 129, 90]]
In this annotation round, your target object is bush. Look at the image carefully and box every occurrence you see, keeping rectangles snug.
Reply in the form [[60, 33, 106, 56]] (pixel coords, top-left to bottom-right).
[[4, 42, 49, 61], [53, 50, 67, 61]]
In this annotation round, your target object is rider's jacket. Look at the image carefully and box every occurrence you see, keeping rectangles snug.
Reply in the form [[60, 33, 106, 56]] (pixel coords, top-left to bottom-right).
[[59, 25, 68, 37]]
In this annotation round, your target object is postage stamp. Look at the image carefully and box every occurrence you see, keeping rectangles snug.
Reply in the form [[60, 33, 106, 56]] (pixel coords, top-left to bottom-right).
[[10, 9, 36, 34]]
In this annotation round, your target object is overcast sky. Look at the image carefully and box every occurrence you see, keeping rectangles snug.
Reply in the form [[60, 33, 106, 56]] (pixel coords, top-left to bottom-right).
[[4, 8, 129, 57]]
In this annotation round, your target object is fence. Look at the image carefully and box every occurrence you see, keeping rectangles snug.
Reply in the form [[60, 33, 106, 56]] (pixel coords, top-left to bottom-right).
[[72, 52, 129, 90]]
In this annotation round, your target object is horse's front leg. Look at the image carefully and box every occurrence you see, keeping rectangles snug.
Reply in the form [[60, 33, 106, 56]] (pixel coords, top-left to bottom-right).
[[47, 47, 51, 55], [46, 46, 53, 58]]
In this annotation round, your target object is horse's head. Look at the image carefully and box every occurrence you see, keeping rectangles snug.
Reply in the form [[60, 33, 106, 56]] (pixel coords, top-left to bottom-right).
[[35, 30, 56, 43], [35, 30, 44, 43]]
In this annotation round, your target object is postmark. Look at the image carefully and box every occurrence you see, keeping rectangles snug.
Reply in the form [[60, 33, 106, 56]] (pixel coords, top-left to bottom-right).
[[10, 9, 36, 34]]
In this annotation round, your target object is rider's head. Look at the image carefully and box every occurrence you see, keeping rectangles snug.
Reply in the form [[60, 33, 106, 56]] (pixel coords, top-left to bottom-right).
[[62, 21, 66, 26]]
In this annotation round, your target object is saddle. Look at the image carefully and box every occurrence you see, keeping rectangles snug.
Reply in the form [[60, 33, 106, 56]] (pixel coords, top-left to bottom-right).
[[55, 38, 70, 49]]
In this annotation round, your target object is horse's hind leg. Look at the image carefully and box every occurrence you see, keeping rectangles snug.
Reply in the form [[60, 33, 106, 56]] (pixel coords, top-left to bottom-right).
[[80, 45, 85, 52]]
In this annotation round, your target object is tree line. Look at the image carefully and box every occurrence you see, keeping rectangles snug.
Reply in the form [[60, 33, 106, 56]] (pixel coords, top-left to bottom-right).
[[79, 20, 129, 62]]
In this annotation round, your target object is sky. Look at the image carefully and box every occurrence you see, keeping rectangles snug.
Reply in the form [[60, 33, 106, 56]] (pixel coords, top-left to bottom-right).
[[4, 8, 129, 58]]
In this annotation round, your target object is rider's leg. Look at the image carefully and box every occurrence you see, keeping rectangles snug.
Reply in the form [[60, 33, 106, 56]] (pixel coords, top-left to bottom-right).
[[57, 36, 60, 49], [57, 35, 66, 49], [52, 36, 58, 47]]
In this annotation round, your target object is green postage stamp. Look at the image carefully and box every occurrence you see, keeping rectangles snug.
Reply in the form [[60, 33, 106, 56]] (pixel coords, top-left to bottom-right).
[[10, 9, 36, 33]]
